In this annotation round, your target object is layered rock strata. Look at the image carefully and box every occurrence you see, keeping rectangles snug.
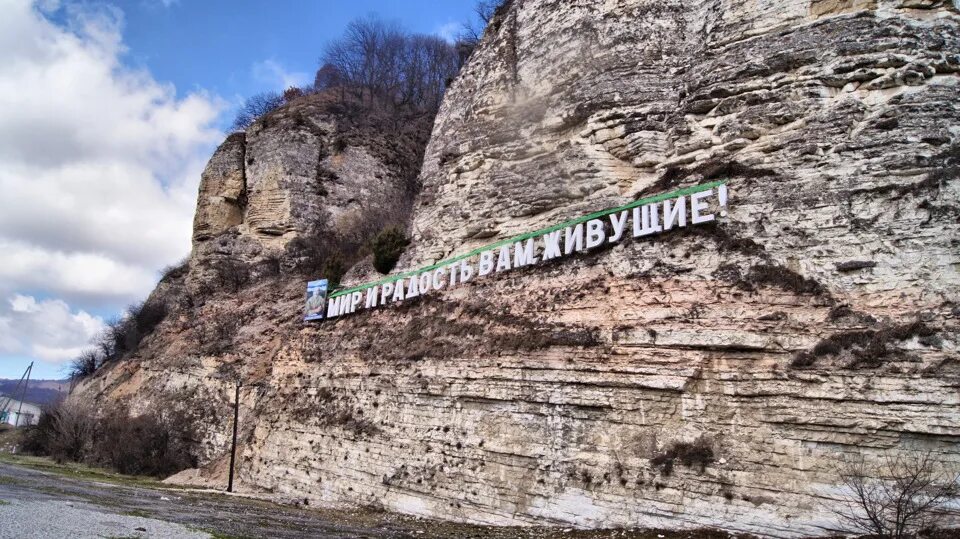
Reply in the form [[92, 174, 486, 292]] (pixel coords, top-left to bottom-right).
[[76, 1, 960, 537]]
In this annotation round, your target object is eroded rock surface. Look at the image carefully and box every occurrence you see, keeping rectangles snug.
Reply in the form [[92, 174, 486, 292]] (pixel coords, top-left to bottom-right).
[[193, 95, 429, 250], [76, 1, 959, 537]]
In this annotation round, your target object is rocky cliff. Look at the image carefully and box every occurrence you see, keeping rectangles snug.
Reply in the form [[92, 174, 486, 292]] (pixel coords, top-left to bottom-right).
[[75, 1, 960, 537]]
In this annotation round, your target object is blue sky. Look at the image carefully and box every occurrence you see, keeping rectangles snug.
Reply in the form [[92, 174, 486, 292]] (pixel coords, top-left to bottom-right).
[[0, 0, 476, 380], [120, 0, 475, 131]]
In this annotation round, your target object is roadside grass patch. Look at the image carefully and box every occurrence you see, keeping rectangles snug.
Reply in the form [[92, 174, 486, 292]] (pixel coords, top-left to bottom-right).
[[0, 452, 171, 490]]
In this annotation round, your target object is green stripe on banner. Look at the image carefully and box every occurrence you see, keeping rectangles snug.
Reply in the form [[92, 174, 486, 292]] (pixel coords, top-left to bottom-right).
[[328, 180, 725, 298]]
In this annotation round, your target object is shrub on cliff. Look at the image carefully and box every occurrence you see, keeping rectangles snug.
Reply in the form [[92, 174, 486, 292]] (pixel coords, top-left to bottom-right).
[[651, 437, 715, 476], [790, 321, 939, 369], [67, 350, 101, 380], [231, 91, 284, 131], [283, 232, 350, 285], [98, 300, 168, 364], [457, 0, 511, 57], [193, 306, 243, 356], [370, 225, 409, 274], [158, 258, 189, 283], [68, 300, 168, 380], [210, 259, 250, 293]]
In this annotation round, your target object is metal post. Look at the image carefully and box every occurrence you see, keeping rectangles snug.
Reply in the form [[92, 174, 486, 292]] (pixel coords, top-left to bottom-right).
[[0, 365, 29, 425], [227, 380, 240, 493], [15, 363, 32, 428]]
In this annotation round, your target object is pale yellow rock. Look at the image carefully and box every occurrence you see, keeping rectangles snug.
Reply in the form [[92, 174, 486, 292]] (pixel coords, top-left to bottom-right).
[[75, 1, 960, 537]]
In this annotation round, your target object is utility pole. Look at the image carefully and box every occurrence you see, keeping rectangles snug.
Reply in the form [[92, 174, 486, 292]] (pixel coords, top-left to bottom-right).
[[227, 379, 240, 493], [0, 364, 30, 424], [14, 362, 32, 428]]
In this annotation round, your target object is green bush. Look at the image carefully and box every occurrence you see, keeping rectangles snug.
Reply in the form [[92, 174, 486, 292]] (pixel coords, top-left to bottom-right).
[[370, 226, 409, 274]]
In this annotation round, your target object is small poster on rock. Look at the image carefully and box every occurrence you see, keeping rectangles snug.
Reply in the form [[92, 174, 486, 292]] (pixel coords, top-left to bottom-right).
[[303, 279, 329, 321]]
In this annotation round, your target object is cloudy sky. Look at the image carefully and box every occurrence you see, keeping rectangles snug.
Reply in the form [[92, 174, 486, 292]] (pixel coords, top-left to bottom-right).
[[0, 0, 475, 379]]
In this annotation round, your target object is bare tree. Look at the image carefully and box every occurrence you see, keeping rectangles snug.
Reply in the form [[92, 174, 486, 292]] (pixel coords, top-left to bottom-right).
[[231, 91, 284, 131], [456, 0, 509, 66], [67, 350, 100, 380], [314, 62, 343, 91], [320, 16, 459, 112], [459, 0, 507, 44], [833, 452, 959, 538], [46, 402, 96, 463]]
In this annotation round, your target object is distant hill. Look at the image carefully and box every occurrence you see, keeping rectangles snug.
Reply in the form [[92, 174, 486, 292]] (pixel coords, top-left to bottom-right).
[[0, 379, 68, 407]]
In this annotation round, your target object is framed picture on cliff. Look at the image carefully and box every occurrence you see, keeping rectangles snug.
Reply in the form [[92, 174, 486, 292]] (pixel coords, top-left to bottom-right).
[[303, 279, 328, 321]]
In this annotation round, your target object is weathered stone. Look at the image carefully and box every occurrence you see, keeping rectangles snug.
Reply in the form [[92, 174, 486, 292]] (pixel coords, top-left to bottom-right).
[[75, 1, 960, 537], [192, 132, 246, 243]]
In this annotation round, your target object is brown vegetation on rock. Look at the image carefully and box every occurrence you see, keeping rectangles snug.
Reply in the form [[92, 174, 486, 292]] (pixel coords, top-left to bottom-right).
[[651, 437, 716, 477]]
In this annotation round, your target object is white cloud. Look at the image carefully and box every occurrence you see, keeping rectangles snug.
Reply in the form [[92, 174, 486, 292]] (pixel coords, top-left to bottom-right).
[[0, 239, 158, 304], [0, 294, 105, 363], [0, 0, 224, 368], [434, 21, 461, 43], [252, 59, 310, 91], [0, 1, 222, 304]]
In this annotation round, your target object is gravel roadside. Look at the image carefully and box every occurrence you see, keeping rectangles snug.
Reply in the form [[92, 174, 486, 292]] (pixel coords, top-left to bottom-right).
[[0, 499, 208, 539]]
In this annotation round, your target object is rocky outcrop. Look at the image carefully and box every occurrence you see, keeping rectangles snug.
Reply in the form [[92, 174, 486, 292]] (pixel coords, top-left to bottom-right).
[[238, 1, 960, 535], [190, 93, 431, 262], [75, 1, 959, 537], [193, 132, 246, 242]]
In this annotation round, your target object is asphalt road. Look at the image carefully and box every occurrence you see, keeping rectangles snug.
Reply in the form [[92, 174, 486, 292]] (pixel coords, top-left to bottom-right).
[[0, 460, 439, 538], [0, 459, 753, 539]]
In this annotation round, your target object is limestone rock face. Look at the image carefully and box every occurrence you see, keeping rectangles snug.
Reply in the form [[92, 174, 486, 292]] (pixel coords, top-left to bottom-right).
[[190, 93, 430, 264], [193, 132, 246, 242], [238, 2, 959, 535], [75, 2, 960, 538], [409, 0, 960, 272]]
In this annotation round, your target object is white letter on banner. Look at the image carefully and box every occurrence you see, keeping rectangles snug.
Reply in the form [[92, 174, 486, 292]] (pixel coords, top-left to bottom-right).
[[663, 196, 687, 230], [448, 265, 458, 288], [461, 260, 475, 282], [513, 238, 538, 267], [381, 282, 394, 304], [433, 268, 446, 290], [365, 287, 378, 308], [691, 189, 715, 224], [608, 210, 628, 243], [478, 250, 494, 276], [586, 219, 605, 249], [633, 203, 663, 237], [326, 296, 342, 318], [418, 272, 432, 295], [496, 246, 512, 272], [564, 223, 584, 255], [350, 291, 363, 313], [392, 281, 405, 302], [406, 275, 420, 299], [542, 230, 562, 261]]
